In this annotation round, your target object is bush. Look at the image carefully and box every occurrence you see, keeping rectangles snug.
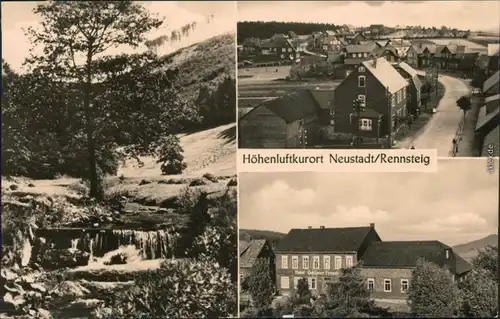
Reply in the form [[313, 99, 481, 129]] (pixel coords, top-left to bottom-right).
[[156, 135, 187, 175], [109, 259, 236, 318], [408, 259, 459, 317], [457, 268, 498, 318]]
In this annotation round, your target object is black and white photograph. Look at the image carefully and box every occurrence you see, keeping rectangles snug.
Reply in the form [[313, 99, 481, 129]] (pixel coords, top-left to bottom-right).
[[237, 1, 499, 155], [1, 1, 237, 318], [239, 159, 499, 318]]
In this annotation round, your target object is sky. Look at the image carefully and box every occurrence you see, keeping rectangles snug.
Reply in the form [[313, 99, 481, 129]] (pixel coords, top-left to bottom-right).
[[239, 159, 499, 246], [237, 1, 500, 32], [1, 1, 236, 73]]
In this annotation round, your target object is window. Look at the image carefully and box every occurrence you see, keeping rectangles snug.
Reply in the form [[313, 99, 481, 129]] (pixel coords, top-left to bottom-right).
[[334, 256, 342, 269], [367, 278, 375, 291], [401, 279, 409, 293], [357, 94, 366, 107], [364, 52, 368, 57], [359, 119, 373, 131], [294, 277, 300, 288], [309, 277, 317, 290], [329, 109, 335, 116], [384, 279, 392, 292], [358, 76, 366, 87], [403, 87, 406, 99], [281, 276, 290, 289], [303, 256, 309, 269], [358, 66, 366, 72], [292, 256, 299, 269], [280, 54, 285, 59], [329, 119, 335, 125], [313, 256, 320, 269], [324, 256, 331, 270], [391, 95, 396, 107], [282, 256, 288, 269], [288, 48, 292, 52], [346, 256, 353, 267]]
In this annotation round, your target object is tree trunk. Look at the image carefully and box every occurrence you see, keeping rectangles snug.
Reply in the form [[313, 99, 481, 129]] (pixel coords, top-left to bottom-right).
[[84, 51, 100, 199]]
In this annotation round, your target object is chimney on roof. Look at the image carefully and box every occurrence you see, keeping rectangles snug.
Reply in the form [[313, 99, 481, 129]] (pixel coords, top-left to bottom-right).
[[320, 226, 325, 229], [308, 226, 312, 229], [369, 223, 375, 228]]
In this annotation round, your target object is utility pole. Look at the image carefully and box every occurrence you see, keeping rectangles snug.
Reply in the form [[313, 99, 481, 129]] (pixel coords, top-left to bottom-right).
[[352, 97, 365, 148], [299, 120, 307, 149], [387, 87, 393, 148]]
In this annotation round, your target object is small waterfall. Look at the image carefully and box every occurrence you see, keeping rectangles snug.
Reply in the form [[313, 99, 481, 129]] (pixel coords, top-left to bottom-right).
[[69, 238, 80, 253], [20, 239, 32, 267], [89, 238, 94, 261], [35, 228, 179, 263]]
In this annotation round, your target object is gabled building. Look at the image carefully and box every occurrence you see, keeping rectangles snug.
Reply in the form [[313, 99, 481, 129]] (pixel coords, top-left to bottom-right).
[[316, 33, 344, 52], [343, 43, 379, 66], [241, 37, 261, 55], [372, 46, 400, 63], [433, 44, 466, 69], [359, 241, 472, 300], [260, 34, 299, 61], [240, 239, 276, 304], [274, 224, 382, 296], [333, 57, 409, 142], [347, 32, 367, 45], [395, 62, 423, 116], [238, 90, 321, 149]]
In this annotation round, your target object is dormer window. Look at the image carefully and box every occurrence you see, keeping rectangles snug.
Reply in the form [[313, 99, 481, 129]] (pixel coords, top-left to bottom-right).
[[358, 66, 366, 72]]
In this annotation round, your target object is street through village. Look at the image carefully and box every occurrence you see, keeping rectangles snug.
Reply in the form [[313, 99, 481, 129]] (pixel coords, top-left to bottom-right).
[[400, 74, 471, 156]]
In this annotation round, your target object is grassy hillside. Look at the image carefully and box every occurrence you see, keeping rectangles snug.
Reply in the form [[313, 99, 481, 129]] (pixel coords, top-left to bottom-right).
[[453, 234, 498, 262], [239, 229, 286, 244], [159, 32, 235, 101]]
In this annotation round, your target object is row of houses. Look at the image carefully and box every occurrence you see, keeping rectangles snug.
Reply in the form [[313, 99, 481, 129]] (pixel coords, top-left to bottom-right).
[[239, 30, 497, 75], [239, 57, 427, 148], [474, 70, 500, 156], [240, 224, 471, 304]]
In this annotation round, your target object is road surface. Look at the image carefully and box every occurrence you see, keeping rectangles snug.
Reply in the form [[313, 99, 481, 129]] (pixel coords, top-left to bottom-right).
[[399, 74, 470, 156]]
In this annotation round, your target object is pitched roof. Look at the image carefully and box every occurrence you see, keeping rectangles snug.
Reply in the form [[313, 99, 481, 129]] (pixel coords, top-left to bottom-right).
[[240, 239, 268, 268], [259, 90, 320, 123], [275, 226, 376, 253], [360, 241, 471, 274], [362, 57, 409, 94], [475, 107, 499, 132], [398, 62, 423, 90], [483, 70, 500, 93], [309, 89, 334, 109], [454, 252, 472, 275], [485, 93, 500, 105], [345, 43, 378, 53]]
